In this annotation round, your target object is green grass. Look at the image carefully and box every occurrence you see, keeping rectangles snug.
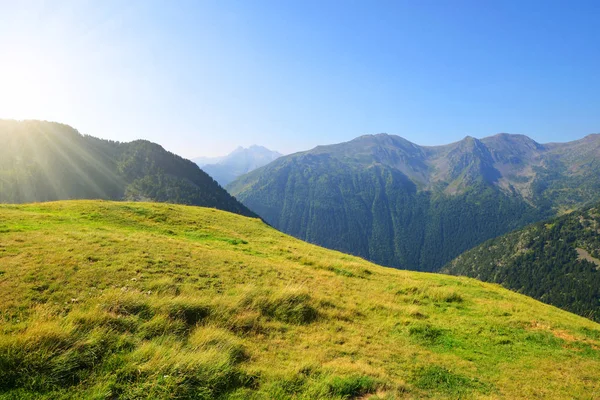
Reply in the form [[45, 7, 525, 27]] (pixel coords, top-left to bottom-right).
[[0, 200, 600, 399]]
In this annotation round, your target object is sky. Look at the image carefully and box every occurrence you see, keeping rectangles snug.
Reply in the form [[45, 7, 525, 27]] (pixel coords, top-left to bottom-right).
[[0, 0, 599, 158]]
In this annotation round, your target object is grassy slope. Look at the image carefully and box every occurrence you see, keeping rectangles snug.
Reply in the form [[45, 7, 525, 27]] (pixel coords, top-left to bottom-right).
[[0, 201, 599, 399]]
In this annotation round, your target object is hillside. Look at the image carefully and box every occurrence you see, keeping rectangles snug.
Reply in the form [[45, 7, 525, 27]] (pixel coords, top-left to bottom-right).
[[199, 146, 282, 187], [1, 201, 600, 399], [443, 202, 600, 322], [0, 120, 254, 217], [228, 133, 600, 271]]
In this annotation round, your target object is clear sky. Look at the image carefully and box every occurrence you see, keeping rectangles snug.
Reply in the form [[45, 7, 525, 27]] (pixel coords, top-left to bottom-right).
[[1, 0, 599, 158]]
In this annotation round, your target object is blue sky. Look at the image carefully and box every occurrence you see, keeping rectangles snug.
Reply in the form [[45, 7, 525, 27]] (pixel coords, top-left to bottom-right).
[[1, 0, 599, 158]]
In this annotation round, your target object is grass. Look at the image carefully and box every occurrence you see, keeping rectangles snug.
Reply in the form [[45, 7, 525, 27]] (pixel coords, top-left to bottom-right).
[[0, 200, 599, 399], [413, 366, 491, 397]]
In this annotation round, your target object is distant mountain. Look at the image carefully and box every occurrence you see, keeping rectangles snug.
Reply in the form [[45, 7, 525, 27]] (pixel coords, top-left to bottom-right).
[[198, 146, 282, 186], [228, 133, 600, 271], [443, 202, 600, 322], [0, 119, 256, 217], [192, 155, 225, 168]]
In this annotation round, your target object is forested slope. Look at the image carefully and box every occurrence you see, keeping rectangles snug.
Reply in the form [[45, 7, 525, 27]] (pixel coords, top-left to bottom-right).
[[443, 203, 600, 322], [0, 120, 255, 217]]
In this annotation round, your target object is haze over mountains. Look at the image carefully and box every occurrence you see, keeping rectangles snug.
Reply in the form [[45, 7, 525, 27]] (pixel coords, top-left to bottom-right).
[[0, 120, 255, 217], [191, 155, 225, 167], [228, 132, 600, 271], [194, 146, 282, 186]]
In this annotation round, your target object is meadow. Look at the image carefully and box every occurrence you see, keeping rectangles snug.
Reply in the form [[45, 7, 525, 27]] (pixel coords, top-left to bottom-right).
[[0, 201, 599, 399]]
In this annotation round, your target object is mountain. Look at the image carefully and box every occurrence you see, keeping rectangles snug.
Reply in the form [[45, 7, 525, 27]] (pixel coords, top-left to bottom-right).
[[192, 155, 225, 167], [228, 133, 600, 271], [0, 119, 255, 217], [199, 145, 282, 186], [1, 200, 599, 398], [443, 202, 600, 322]]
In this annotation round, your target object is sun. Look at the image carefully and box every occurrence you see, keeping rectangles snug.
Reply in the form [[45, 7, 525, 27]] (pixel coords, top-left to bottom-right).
[[0, 46, 67, 121]]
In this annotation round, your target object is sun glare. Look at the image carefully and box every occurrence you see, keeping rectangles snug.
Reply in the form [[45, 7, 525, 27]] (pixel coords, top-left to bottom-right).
[[0, 47, 67, 121]]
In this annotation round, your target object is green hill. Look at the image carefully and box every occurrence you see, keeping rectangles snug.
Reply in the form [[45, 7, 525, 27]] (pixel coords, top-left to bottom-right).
[[228, 133, 600, 271], [1, 201, 599, 399], [0, 120, 254, 217], [443, 202, 600, 323]]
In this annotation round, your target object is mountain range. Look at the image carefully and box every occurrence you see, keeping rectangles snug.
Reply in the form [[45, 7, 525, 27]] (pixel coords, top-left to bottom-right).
[[0, 120, 255, 217], [228, 132, 600, 271], [194, 145, 282, 186]]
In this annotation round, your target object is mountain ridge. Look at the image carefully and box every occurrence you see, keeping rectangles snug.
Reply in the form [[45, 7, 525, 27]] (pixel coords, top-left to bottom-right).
[[228, 132, 600, 271], [0, 119, 255, 217]]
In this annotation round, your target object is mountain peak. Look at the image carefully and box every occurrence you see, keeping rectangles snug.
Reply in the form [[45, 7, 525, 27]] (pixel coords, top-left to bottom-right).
[[480, 133, 543, 152], [351, 133, 417, 148], [456, 135, 484, 150], [200, 145, 282, 186], [354, 132, 392, 140], [486, 132, 539, 142]]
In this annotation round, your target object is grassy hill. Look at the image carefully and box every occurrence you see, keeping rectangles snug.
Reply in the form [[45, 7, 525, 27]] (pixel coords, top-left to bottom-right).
[[443, 202, 600, 323], [1, 201, 600, 399], [0, 120, 255, 218]]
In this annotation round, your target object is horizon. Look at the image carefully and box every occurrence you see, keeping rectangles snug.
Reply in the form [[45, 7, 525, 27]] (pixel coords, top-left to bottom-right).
[[1, 1, 599, 158], [3, 117, 600, 160]]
